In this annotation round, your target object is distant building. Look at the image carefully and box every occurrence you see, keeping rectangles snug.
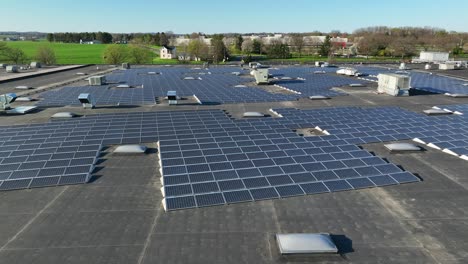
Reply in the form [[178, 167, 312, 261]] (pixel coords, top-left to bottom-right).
[[417, 51, 450, 63], [80, 39, 102, 44], [178, 53, 201, 61], [160, 45, 177, 59]]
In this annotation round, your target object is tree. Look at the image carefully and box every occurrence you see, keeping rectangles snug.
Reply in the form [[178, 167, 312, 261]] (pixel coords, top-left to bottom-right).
[[188, 39, 208, 60], [128, 46, 153, 64], [103, 45, 128, 64], [159, 33, 169, 46], [252, 39, 263, 54], [96, 32, 113, 44], [319, 35, 331, 56], [3, 47, 27, 64], [266, 40, 290, 59], [389, 37, 416, 59], [241, 39, 253, 55], [211, 34, 228, 63], [235, 35, 243, 51], [46, 33, 54, 42], [289, 33, 305, 57], [35, 45, 56, 65]]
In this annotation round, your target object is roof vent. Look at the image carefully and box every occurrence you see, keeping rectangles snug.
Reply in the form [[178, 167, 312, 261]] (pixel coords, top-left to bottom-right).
[[385, 143, 421, 152], [15, 85, 33, 90], [116, 84, 131, 88], [349, 83, 365, 87], [445, 93, 468, 98], [184, 76, 195, 80], [51, 112, 77, 118], [15, 97, 34, 102], [309, 95, 330, 100], [114, 145, 147, 154], [423, 108, 453, 115], [276, 233, 338, 254], [5, 106, 37, 114], [314, 71, 326, 74], [234, 85, 247, 88], [76, 72, 87, 75], [243, 112, 265, 118]]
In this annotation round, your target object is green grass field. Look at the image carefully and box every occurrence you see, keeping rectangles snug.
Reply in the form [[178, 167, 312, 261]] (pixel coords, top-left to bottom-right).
[[5, 41, 109, 64], [5, 41, 194, 65]]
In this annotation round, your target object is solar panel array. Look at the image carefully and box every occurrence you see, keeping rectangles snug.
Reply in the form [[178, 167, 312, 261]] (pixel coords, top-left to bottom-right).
[[36, 67, 366, 107], [1, 107, 426, 211], [271, 67, 361, 96], [0, 124, 101, 191], [413, 104, 468, 160], [354, 66, 468, 94]]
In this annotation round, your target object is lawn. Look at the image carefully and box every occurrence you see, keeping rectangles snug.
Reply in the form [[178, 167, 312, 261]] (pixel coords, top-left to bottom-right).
[[5, 41, 109, 64]]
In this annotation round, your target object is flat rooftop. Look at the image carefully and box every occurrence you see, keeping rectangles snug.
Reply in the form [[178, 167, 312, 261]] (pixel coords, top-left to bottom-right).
[[0, 64, 468, 263]]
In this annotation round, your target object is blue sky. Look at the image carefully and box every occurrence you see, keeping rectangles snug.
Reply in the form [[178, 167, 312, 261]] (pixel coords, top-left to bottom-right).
[[2, 0, 467, 33]]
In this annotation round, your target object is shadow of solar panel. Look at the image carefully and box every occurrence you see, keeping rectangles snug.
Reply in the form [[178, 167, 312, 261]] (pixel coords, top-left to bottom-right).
[[30, 176, 60, 188], [166, 196, 196, 210], [275, 185, 304, 197], [346, 177, 376, 189], [389, 172, 420, 184], [58, 174, 89, 185], [250, 187, 279, 200], [195, 193, 225, 207], [223, 190, 253, 203], [323, 180, 353, 192], [0, 179, 32, 190]]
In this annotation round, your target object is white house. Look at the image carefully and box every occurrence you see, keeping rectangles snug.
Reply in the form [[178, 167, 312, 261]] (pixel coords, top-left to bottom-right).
[[160, 45, 176, 59]]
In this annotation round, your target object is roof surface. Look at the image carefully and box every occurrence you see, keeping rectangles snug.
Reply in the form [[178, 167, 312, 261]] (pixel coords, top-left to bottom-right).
[[0, 64, 467, 263]]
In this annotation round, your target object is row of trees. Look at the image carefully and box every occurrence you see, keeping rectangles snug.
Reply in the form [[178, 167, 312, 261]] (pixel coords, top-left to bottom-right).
[[102, 45, 154, 64], [0, 42, 56, 64], [47, 32, 113, 43], [355, 26, 467, 58]]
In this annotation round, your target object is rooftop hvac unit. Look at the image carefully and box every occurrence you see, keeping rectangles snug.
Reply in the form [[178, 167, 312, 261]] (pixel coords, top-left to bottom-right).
[[78, 93, 95, 109], [377, 73, 410, 96], [439, 63, 455, 70], [253, 69, 269, 85], [88, 76, 106, 86], [30, 62, 41, 68], [122, 63, 130, 69], [167, 91, 177, 105], [6, 65, 18, 73]]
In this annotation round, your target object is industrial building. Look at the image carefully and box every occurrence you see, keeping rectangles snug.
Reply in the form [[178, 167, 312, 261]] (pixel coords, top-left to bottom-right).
[[0, 63, 468, 263]]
